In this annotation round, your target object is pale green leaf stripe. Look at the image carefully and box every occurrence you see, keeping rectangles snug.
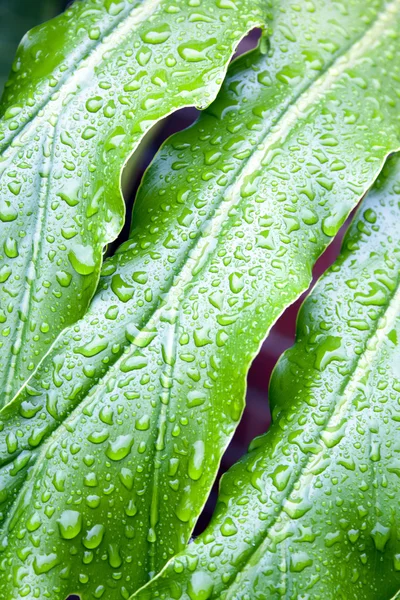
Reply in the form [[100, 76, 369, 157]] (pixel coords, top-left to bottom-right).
[[1, 0, 400, 598], [0, 0, 265, 405], [0, 0, 62, 94], [134, 154, 400, 600]]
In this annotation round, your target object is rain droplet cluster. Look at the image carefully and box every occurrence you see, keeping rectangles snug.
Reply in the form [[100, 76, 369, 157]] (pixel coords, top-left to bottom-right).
[[1, 0, 400, 598], [133, 148, 400, 600], [0, 0, 264, 404]]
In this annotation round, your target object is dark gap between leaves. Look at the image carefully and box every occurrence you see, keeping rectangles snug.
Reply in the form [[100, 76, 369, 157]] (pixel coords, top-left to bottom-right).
[[193, 213, 353, 535]]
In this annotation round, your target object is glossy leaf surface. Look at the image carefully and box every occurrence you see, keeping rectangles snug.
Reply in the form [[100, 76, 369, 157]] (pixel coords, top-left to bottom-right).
[[135, 154, 400, 600], [2, 0, 400, 598], [0, 0, 265, 404], [0, 0, 62, 93]]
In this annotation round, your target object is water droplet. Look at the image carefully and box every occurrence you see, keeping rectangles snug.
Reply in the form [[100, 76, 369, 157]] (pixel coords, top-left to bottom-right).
[[33, 552, 60, 574], [105, 0, 124, 16], [68, 244, 96, 275], [370, 522, 391, 551], [188, 441, 205, 480], [106, 434, 134, 461], [141, 24, 171, 44], [220, 517, 237, 537], [178, 39, 215, 62], [83, 524, 105, 549], [58, 510, 82, 540], [111, 274, 134, 302], [187, 571, 214, 600]]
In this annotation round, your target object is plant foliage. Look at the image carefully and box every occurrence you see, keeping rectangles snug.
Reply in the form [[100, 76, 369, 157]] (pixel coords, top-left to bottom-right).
[[0, 0, 400, 599], [135, 153, 400, 600], [0, 0, 264, 404]]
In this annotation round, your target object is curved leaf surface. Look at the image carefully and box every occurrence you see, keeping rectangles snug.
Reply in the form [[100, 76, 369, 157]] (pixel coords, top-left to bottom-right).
[[0, 0, 265, 404], [135, 154, 400, 600], [0, 0, 62, 94], [2, 0, 400, 598]]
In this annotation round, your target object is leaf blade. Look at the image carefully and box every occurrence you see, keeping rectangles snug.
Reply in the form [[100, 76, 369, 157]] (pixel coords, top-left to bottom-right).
[[134, 153, 400, 600], [2, 0, 400, 598], [0, 0, 265, 403]]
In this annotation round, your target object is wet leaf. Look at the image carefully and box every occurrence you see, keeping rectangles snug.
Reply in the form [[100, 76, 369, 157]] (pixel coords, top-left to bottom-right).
[[0, 0, 265, 404], [134, 154, 400, 600], [1, 0, 400, 598]]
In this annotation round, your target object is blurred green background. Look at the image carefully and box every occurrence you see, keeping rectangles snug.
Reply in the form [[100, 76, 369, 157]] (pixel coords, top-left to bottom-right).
[[0, 0, 64, 94]]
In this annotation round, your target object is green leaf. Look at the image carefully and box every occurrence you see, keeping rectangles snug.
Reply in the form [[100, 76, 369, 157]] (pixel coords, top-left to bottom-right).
[[0, 0, 62, 94], [1, 0, 400, 598], [134, 153, 400, 600], [0, 0, 265, 405]]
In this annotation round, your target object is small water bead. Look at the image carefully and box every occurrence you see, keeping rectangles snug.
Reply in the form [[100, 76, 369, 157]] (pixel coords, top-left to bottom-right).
[[188, 441, 205, 481], [4, 237, 18, 258], [370, 522, 391, 551], [68, 244, 96, 275], [58, 510, 82, 540], [75, 335, 109, 358], [135, 414, 150, 430], [0, 199, 17, 222], [100, 406, 114, 425], [89, 27, 101, 41], [141, 24, 172, 45], [125, 499, 138, 517], [132, 271, 148, 284], [178, 40, 216, 62], [394, 554, 400, 571], [6, 432, 18, 454], [26, 513, 42, 532], [82, 126, 97, 140], [88, 429, 109, 444], [108, 543, 123, 568], [86, 96, 103, 113], [119, 467, 134, 490], [187, 572, 214, 600], [83, 524, 105, 549], [56, 270, 72, 287], [137, 47, 152, 67], [33, 553, 60, 575], [53, 471, 66, 492], [0, 266, 11, 283], [187, 391, 206, 408], [86, 495, 101, 509], [105, 0, 125, 16], [289, 552, 313, 573], [216, 0, 237, 8], [220, 517, 237, 537], [271, 464, 291, 492], [111, 274, 134, 302], [229, 272, 244, 293], [106, 434, 134, 461]]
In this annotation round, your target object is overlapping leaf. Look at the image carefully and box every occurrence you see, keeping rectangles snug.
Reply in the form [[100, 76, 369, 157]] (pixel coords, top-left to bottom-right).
[[0, 0, 265, 404], [0, 0, 62, 94], [135, 154, 400, 600], [1, 0, 400, 598]]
